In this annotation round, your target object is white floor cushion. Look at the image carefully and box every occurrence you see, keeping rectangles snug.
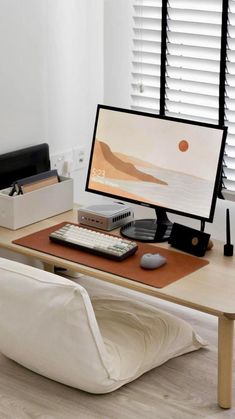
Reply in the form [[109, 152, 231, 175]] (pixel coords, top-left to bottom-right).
[[0, 258, 206, 393]]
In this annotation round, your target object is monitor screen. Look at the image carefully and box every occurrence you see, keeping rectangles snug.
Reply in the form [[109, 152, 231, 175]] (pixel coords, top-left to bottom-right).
[[86, 105, 227, 242]]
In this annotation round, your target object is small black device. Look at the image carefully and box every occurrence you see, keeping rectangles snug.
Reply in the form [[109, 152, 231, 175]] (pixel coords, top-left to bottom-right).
[[224, 208, 234, 257], [168, 223, 210, 257], [0, 143, 50, 190]]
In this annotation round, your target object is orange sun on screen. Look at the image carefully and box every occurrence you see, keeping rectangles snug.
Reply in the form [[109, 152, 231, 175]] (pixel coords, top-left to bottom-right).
[[178, 140, 189, 152]]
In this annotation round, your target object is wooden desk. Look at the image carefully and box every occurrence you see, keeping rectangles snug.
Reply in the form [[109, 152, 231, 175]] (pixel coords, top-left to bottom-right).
[[0, 208, 234, 409]]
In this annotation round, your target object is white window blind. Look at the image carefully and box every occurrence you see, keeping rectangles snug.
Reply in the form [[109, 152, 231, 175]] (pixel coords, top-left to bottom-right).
[[223, 0, 235, 198], [165, 0, 222, 124], [132, 0, 162, 113], [131, 0, 235, 200]]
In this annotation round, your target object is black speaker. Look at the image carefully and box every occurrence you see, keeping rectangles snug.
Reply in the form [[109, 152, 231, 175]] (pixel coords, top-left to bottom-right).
[[168, 223, 210, 257]]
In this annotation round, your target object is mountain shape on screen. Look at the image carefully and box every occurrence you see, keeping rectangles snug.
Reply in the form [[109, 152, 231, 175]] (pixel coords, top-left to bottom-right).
[[95, 140, 167, 185]]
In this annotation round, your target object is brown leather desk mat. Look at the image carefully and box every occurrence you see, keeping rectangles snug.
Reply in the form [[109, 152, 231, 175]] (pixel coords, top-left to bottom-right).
[[13, 222, 209, 289]]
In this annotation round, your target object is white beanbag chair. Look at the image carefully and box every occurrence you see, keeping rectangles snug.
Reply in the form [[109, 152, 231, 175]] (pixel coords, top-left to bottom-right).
[[0, 258, 206, 393]]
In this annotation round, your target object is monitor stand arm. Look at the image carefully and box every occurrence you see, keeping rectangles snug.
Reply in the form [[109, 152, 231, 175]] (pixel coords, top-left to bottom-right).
[[155, 208, 171, 227], [153, 208, 173, 242], [200, 220, 205, 232]]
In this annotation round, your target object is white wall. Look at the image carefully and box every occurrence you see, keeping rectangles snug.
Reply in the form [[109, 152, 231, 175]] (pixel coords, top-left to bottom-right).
[[104, 0, 132, 108], [46, 0, 104, 154], [0, 0, 47, 152], [45, 0, 104, 204]]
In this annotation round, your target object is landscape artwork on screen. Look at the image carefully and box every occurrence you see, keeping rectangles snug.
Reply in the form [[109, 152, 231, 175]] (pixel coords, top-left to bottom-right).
[[87, 108, 224, 219]]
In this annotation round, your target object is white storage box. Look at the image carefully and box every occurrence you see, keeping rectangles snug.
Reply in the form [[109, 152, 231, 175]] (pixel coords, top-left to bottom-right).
[[0, 176, 73, 230]]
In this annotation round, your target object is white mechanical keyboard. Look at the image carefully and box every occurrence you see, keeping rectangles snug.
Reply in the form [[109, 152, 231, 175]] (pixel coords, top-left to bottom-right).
[[49, 224, 138, 261]]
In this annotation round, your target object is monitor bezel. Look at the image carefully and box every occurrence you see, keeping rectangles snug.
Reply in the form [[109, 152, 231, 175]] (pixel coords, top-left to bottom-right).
[[85, 104, 227, 224]]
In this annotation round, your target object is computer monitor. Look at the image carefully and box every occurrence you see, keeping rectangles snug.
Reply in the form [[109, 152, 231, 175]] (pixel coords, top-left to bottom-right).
[[85, 105, 227, 242], [0, 143, 50, 190]]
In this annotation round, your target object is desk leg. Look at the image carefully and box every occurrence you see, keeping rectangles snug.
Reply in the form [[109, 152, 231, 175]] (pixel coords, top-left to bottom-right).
[[218, 317, 234, 409], [43, 263, 55, 273]]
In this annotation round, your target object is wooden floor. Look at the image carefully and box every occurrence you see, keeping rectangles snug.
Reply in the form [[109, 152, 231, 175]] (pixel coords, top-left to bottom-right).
[[0, 299, 234, 419]]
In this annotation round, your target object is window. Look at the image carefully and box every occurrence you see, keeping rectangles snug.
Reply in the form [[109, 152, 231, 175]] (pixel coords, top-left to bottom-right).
[[131, 0, 235, 199]]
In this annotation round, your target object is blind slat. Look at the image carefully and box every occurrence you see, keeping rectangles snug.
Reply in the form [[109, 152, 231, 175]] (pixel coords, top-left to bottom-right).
[[168, 8, 222, 24], [167, 78, 219, 96], [167, 55, 220, 72], [167, 43, 221, 61], [166, 89, 219, 108], [168, 32, 221, 48], [167, 20, 222, 37], [168, 0, 222, 12], [165, 99, 219, 119], [166, 67, 220, 84]]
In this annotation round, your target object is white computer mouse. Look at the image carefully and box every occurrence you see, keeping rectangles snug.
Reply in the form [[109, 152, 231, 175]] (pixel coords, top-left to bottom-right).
[[140, 253, 167, 270]]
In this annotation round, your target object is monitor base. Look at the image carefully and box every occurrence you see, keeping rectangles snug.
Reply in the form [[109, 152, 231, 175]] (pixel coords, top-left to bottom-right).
[[120, 209, 173, 243]]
